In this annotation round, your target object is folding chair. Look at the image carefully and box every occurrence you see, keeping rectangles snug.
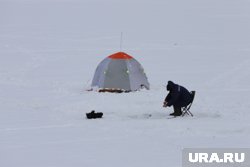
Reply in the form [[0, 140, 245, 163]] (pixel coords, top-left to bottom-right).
[[182, 91, 195, 117]]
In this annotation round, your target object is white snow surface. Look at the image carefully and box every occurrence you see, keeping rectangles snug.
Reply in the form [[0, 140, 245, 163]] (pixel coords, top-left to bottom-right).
[[1, 0, 250, 166]]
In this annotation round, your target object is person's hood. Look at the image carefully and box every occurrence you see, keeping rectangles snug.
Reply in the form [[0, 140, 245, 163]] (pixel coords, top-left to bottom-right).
[[167, 81, 175, 91]]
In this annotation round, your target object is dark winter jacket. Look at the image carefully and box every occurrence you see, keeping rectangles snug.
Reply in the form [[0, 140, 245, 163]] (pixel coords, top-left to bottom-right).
[[165, 81, 192, 107]]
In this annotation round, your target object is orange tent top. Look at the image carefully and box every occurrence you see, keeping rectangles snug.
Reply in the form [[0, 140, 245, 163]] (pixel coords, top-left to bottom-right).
[[108, 52, 133, 60]]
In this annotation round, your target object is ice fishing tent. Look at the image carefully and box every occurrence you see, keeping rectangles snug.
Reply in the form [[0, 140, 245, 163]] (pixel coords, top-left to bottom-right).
[[91, 52, 150, 92]]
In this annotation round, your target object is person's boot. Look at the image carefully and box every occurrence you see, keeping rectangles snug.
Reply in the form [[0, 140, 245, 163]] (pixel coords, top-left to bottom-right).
[[173, 112, 182, 116], [169, 112, 175, 116], [173, 106, 182, 116]]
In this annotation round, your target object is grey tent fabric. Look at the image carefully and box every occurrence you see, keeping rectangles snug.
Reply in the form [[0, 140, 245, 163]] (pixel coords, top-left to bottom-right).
[[91, 58, 111, 88], [103, 59, 131, 90], [127, 58, 150, 91], [91, 52, 150, 92]]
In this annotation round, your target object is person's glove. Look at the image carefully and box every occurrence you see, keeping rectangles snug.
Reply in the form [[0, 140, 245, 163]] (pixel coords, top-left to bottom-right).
[[163, 101, 168, 107]]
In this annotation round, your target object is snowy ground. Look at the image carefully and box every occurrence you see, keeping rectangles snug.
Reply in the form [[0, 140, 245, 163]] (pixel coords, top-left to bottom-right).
[[1, 0, 250, 166]]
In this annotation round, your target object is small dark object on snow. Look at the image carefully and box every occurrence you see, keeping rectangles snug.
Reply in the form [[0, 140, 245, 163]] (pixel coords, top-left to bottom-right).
[[86, 110, 103, 119]]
